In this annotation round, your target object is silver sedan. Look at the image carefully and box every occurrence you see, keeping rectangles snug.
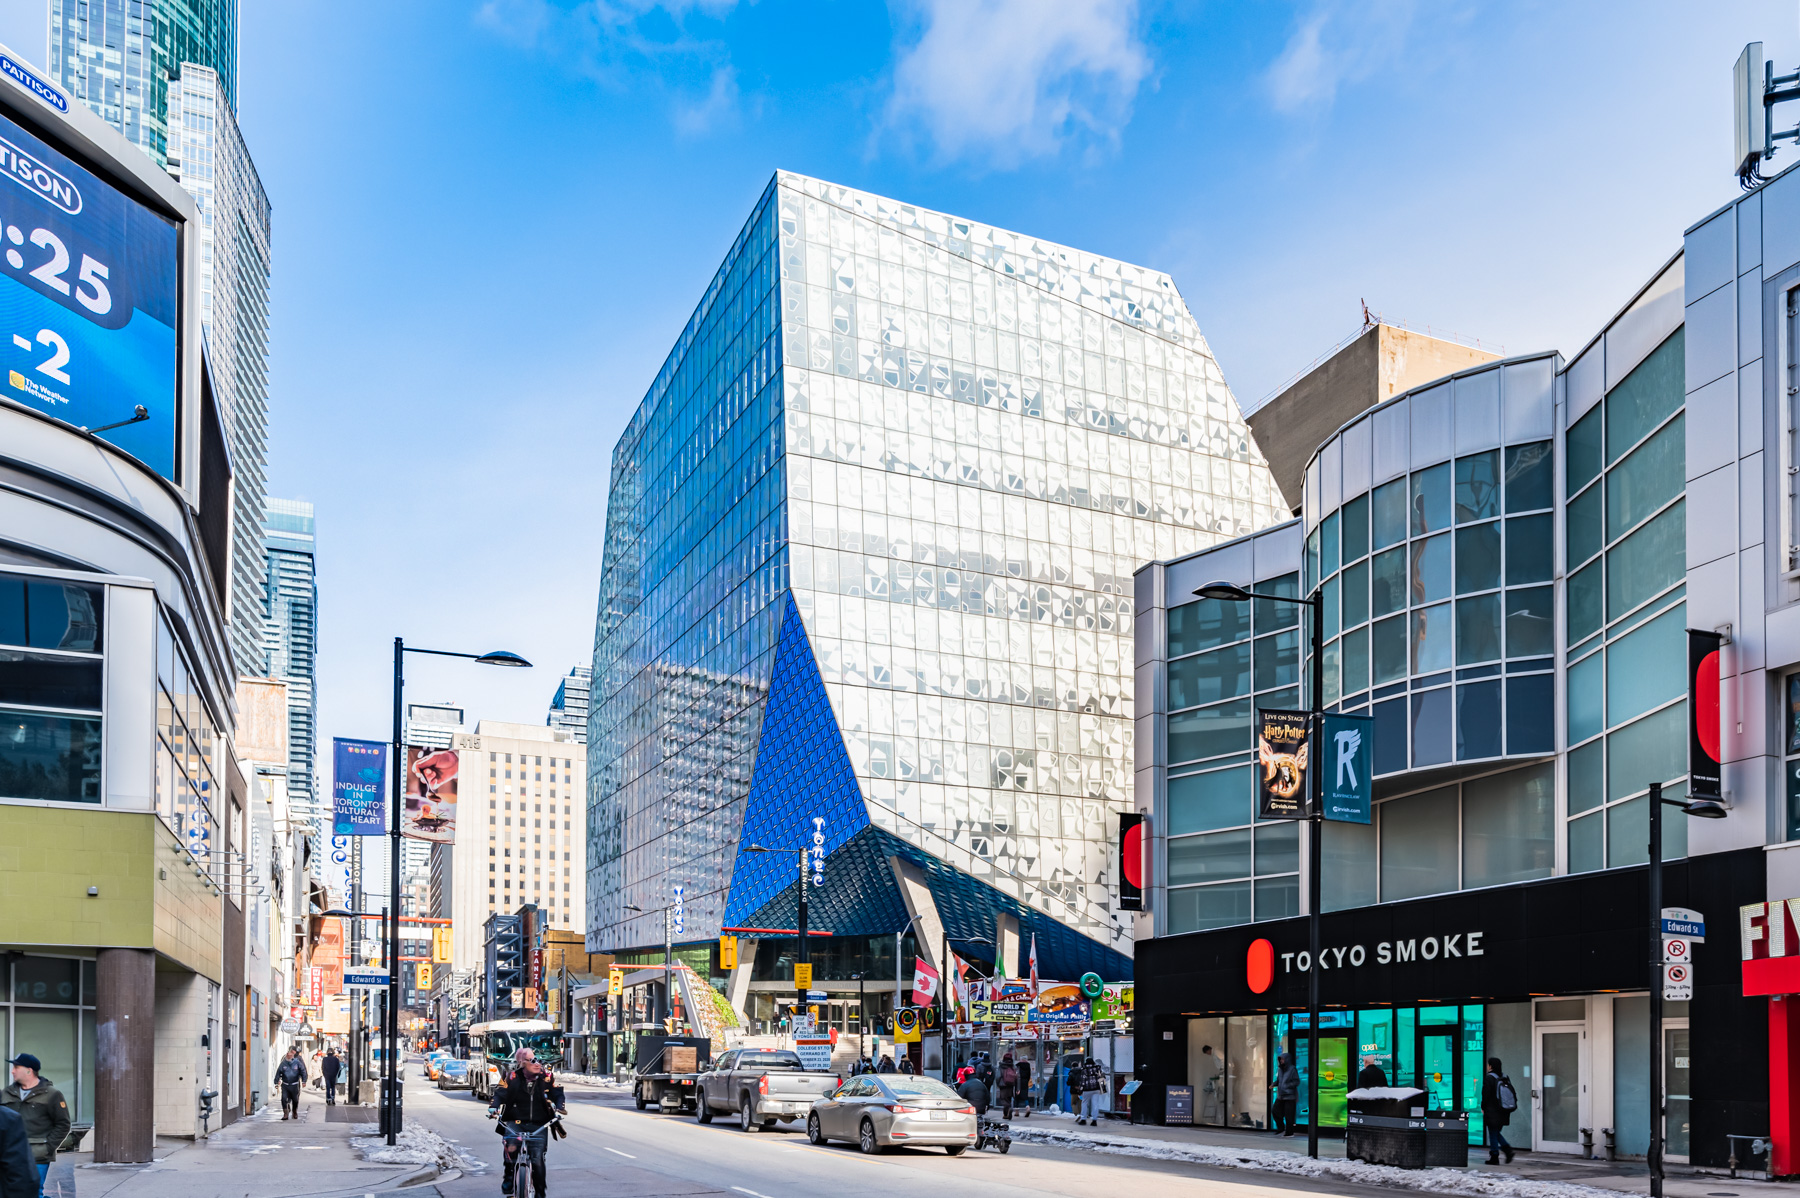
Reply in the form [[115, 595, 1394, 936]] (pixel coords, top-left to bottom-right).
[[807, 1074, 977, 1155]]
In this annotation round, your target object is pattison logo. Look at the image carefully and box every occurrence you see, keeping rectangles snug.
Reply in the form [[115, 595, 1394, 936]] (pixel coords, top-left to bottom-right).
[[0, 134, 79, 215], [0, 55, 67, 114]]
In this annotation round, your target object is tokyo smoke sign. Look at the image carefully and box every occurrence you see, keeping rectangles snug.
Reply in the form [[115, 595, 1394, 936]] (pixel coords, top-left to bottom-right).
[[0, 107, 179, 478], [332, 738, 387, 836], [1257, 709, 1310, 820]]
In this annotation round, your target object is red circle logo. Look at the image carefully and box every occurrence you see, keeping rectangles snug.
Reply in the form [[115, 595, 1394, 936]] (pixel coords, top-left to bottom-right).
[[1696, 649, 1721, 765], [1122, 821, 1144, 889], [1247, 938, 1274, 994]]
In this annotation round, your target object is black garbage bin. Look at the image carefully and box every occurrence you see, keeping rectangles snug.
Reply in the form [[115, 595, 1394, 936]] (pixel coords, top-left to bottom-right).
[[1424, 1114, 1470, 1167], [1345, 1087, 1427, 1168]]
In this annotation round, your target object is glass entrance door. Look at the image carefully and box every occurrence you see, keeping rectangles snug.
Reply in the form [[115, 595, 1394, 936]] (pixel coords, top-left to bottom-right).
[[1421, 1026, 1456, 1112], [1664, 1025, 1690, 1161], [1536, 1029, 1585, 1150], [1295, 1033, 1351, 1130]]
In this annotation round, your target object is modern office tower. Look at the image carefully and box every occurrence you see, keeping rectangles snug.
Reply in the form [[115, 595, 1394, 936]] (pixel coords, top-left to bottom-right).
[[263, 499, 319, 834], [546, 666, 592, 744], [408, 702, 465, 750], [48, 0, 238, 168], [447, 722, 586, 975], [587, 171, 1287, 993], [167, 64, 272, 677]]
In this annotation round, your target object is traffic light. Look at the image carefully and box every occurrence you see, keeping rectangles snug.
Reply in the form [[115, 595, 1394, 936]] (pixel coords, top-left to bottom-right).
[[417, 963, 433, 990], [608, 967, 623, 997], [719, 934, 738, 970], [432, 926, 452, 964]]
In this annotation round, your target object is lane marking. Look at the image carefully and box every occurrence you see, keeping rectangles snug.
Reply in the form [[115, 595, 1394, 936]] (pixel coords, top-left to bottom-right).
[[733, 1188, 774, 1198], [603, 1146, 637, 1158]]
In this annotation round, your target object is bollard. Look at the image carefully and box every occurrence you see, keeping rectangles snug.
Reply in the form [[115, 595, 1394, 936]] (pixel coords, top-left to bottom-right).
[[1578, 1127, 1593, 1159]]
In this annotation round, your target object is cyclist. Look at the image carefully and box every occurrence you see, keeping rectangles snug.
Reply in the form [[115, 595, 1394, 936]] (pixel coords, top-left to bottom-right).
[[487, 1049, 565, 1196]]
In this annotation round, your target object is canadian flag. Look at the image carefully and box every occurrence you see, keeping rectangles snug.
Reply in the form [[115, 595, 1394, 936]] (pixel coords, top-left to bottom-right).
[[910, 956, 940, 1007]]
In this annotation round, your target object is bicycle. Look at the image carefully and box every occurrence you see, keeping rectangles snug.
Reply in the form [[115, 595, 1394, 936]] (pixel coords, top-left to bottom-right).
[[492, 1115, 559, 1198]]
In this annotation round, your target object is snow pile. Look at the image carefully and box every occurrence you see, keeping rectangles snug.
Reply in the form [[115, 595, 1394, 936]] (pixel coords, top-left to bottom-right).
[[350, 1122, 486, 1174], [555, 1072, 623, 1087], [1007, 1126, 1623, 1198]]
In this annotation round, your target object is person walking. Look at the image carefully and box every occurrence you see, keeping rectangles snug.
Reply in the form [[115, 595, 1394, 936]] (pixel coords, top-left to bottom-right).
[[1356, 1055, 1388, 1090], [1015, 1055, 1032, 1117], [2, 1054, 69, 1192], [1480, 1057, 1518, 1164], [995, 1053, 1019, 1119], [320, 1048, 342, 1107], [876, 1053, 896, 1074], [274, 1048, 307, 1120], [0, 1107, 37, 1198], [956, 1071, 989, 1118], [1272, 1051, 1299, 1137], [1075, 1056, 1105, 1126]]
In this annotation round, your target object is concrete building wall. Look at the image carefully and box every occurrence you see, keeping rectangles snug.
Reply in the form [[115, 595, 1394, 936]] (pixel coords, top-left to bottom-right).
[[152, 969, 213, 1138]]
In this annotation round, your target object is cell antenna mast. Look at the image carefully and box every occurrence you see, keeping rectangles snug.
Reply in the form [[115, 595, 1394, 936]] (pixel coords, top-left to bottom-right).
[[1735, 37, 1800, 188]]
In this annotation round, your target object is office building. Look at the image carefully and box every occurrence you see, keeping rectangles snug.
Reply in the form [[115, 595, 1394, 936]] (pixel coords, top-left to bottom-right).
[[1129, 164, 1800, 1172], [48, 0, 237, 169], [446, 721, 586, 976], [546, 666, 591, 744], [587, 171, 1288, 1030], [262, 499, 318, 834]]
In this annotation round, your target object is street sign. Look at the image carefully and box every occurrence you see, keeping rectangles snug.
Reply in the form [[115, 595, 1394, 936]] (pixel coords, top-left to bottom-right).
[[1664, 961, 1693, 1001], [344, 971, 390, 989], [1663, 938, 1691, 965], [793, 962, 813, 990], [1661, 907, 1705, 941], [807, 989, 828, 1000], [970, 1000, 1030, 1023], [791, 1014, 816, 1036], [794, 1037, 832, 1070]]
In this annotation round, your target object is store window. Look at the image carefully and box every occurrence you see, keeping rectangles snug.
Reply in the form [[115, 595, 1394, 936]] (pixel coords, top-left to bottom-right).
[[1782, 676, 1800, 842], [0, 574, 104, 804], [3, 955, 96, 1125], [155, 612, 221, 876]]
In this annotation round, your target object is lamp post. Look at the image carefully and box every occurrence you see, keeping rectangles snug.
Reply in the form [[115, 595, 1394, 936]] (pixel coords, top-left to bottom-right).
[[623, 904, 674, 1030], [1197, 580, 1323, 1159], [940, 933, 994, 1083], [322, 905, 388, 1108], [851, 973, 866, 1066], [386, 640, 529, 1144], [1646, 780, 1726, 1197], [746, 844, 810, 1031]]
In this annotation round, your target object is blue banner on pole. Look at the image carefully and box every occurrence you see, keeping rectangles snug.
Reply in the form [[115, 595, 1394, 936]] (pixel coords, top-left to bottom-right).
[[332, 737, 388, 836], [1321, 713, 1374, 824]]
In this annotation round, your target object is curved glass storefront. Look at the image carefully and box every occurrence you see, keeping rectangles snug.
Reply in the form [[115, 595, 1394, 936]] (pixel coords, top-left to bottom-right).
[[1302, 353, 1559, 774]]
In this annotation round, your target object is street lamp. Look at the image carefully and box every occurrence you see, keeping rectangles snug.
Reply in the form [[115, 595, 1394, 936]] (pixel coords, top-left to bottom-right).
[[1197, 579, 1324, 1159], [745, 844, 811, 1031], [1647, 781, 1726, 1197], [386, 639, 529, 1144], [623, 904, 675, 1030], [941, 933, 993, 1083]]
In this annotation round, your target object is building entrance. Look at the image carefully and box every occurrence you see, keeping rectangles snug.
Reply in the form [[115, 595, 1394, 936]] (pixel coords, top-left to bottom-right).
[[1534, 1012, 1587, 1153]]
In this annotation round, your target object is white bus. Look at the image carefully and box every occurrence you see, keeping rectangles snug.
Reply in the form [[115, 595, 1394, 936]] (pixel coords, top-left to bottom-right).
[[466, 1018, 563, 1100]]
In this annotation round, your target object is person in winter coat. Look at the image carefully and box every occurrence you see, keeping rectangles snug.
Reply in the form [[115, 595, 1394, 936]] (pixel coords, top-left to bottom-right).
[[1015, 1056, 1033, 1116], [1480, 1057, 1517, 1164], [274, 1049, 307, 1120], [1272, 1052, 1300, 1137], [3, 1054, 69, 1187], [0, 1107, 38, 1198], [320, 1049, 343, 1106], [956, 1072, 990, 1117], [488, 1049, 565, 1197], [1075, 1058, 1106, 1126], [877, 1054, 897, 1074], [1356, 1055, 1389, 1090], [995, 1053, 1020, 1119]]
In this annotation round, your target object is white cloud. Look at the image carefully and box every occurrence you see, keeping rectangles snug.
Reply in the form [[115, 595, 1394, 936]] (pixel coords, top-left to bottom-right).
[[1266, 0, 1418, 114], [884, 0, 1151, 165], [673, 66, 741, 136]]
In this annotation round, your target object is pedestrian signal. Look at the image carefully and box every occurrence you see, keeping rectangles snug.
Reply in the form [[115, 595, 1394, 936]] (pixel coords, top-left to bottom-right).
[[608, 967, 623, 997], [719, 934, 738, 970], [432, 927, 452, 964], [417, 963, 433, 990]]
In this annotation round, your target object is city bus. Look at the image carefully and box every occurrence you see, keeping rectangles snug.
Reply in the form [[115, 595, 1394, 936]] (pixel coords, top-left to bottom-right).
[[466, 1018, 564, 1100]]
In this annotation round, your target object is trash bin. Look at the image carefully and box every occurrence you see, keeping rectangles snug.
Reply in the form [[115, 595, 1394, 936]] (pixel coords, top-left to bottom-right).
[[1345, 1087, 1427, 1168], [1424, 1114, 1470, 1167]]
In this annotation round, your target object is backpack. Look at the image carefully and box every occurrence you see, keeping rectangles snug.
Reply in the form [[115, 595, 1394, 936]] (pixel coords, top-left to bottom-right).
[[1496, 1075, 1518, 1112], [1001, 1064, 1019, 1087]]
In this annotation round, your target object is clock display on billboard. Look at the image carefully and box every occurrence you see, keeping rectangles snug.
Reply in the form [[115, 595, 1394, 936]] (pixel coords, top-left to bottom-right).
[[0, 108, 179, 478]]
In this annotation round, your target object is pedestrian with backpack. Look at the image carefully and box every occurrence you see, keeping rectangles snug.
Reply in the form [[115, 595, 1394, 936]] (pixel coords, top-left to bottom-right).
[[996, 1053, 1019, 1118], [1480, 1057, 1518, 1164]]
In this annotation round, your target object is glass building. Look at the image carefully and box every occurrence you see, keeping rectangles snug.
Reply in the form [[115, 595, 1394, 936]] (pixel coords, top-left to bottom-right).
[[588, 172, 1286, 986], [262, 498, 318, 836]]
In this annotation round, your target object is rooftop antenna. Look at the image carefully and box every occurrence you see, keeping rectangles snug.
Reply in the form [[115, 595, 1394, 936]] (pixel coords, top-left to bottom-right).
[[1735, 25, 1800, 189]]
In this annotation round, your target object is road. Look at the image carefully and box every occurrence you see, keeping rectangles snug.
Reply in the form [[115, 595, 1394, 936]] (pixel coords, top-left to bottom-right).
[[405, 1064, 1404, 1198]]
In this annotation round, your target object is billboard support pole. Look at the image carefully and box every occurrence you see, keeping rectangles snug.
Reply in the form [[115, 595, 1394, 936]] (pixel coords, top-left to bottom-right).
[[1306, 587, 1322, 1162]]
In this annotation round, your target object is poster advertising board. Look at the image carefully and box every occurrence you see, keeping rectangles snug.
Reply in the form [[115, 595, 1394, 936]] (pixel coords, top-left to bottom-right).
[[403, 746, 458, 842], [331, 738, 386, 836], [1256, 709, 1310, 819]]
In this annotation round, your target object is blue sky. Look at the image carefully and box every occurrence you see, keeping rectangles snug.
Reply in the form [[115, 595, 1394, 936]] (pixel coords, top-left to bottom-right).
[[1, 0, 1793, 745]]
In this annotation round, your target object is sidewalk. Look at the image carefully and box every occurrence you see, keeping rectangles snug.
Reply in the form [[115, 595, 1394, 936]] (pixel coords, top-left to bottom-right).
[[63, 1092, 436, 1198], [1008, 1110, 1778, 1198]]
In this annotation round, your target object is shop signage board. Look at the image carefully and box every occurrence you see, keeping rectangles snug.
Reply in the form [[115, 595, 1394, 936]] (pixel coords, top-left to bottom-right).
[[1165, 1084, 1194, 1125], [1320, 713, 1373, 823], [1688, 630, 1724, 799], [1741, 897, 1800, 995], [1118, 812, 1145, 910], [971, 1000, 1030, 1022], [1256, 710, 1310, 820]]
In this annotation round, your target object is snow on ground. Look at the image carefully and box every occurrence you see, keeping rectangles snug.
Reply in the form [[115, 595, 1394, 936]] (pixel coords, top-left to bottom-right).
[[1007, 1126, 1624, 1198], [350, 1122, 487, 1173]]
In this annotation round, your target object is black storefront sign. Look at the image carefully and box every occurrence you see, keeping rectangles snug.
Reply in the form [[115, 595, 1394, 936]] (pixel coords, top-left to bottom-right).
[[1133, 849, 1769, 1167], [1689, 629, 1724, 800], [1257, 709, 1310, 820]]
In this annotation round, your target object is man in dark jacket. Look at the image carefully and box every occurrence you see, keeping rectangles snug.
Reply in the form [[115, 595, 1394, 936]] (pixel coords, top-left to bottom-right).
[[320, 1049, 342, 1106], [274, 1049, 307, 1120], [1015, 1056, 1032, 1116], [1480, 1057, 1516, 1164], [0, 1106, 37, 1198], [876, 1054, 896, 1074], [956, 1072, 989, 1117], [488, 1050, 565, 1196], [995, 1053, 1020, 1119], [1272, 1052, 1299, 1137], [1075, 1058, 1105, 1125], [3, 1055, 69, 1186], [1356, 1056, 1389, 1090]]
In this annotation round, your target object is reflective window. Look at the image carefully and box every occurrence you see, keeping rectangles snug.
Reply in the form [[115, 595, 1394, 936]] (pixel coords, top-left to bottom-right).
[[1168, 641, 1250, 711], [1455, 681, 1502, 758], [1168, 766, 1252, 835], [1168, 699, 1253, 764], [1372, 479, 1408, 549], [1340, 493, 1370, 563], [1340, 626, 1369, 697], [1567, 405, 1602, 494], [1254, 573, 1300, 633], [1170, 598, 1250, 658], [1253, 630, 1299, 692], [1372, 615, 1408, 685], [1503, 514, 1553, 584], [0, 574, 105, 807], [1605, 330, 1684, 464], [1455, 595, 1502, 665], [1503, 442, 1553, 513], [1412, 534, 1452, 602], [1168, 828, 1252, 885], [1411, 463, 1451, 535], [1380, 786, 1459, 900], [1454, 451, 1500, 523], [1567, 485, 1602, 568], [1606, 501, 1684, 620], [1411, 603, 1452, 674], [1504, 587, 1553, 657], [1340, 560, 1370, 628], [1371, 547, 1407, 617], [1605, 604, 1685, 729], [1321, 511, 1340, 578], [1605, 413, 1684, 543], [1454, 523, 1501, 594]]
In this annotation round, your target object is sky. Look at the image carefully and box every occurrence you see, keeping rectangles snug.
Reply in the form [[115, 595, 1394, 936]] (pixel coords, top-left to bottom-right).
[[0, 0, 1794, 751]]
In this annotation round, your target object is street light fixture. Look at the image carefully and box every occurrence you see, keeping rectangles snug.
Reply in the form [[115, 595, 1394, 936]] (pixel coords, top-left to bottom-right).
[[1647, 781, 1726, 1197], [746, 843, 812, 1032], [385, 638, 530, 1145], [1197, 579, 1324, 1159]]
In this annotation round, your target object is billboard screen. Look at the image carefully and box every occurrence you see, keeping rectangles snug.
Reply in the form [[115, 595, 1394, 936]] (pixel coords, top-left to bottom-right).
[[0, 107, 179, 476], [402, 745, 458, 842]]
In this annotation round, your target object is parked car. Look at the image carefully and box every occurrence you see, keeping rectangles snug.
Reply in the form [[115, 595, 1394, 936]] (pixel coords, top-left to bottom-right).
[[694, 1048, 839, 1132], [423, 1052, 449, 1080], [807, 1074, 976, 1155], [437, 1059, 473, 1090]]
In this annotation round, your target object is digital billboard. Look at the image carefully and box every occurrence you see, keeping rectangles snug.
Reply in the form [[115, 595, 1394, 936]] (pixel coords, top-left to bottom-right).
[[0, 106, 179, 477]]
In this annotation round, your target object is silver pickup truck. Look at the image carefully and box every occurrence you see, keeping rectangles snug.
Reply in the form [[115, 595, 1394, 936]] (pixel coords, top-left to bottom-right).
[[694, 1048, 840, 1132]]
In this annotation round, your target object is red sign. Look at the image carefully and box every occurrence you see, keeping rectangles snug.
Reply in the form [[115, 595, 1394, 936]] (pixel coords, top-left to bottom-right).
[[307, 965, 323, 1006], [1119, 812, 1144, 911], [316, 918, 344, 996], [1246, 938, 1275, 995], [1743, 898, 1800, 996]]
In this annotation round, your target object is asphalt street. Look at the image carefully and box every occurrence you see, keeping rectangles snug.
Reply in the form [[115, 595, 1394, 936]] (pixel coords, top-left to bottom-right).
[[403, 1063, 1408, 1198]]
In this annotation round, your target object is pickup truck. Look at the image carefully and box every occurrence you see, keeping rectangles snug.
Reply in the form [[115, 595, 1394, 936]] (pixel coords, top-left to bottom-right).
[[694, 1048, 840, 1132]]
